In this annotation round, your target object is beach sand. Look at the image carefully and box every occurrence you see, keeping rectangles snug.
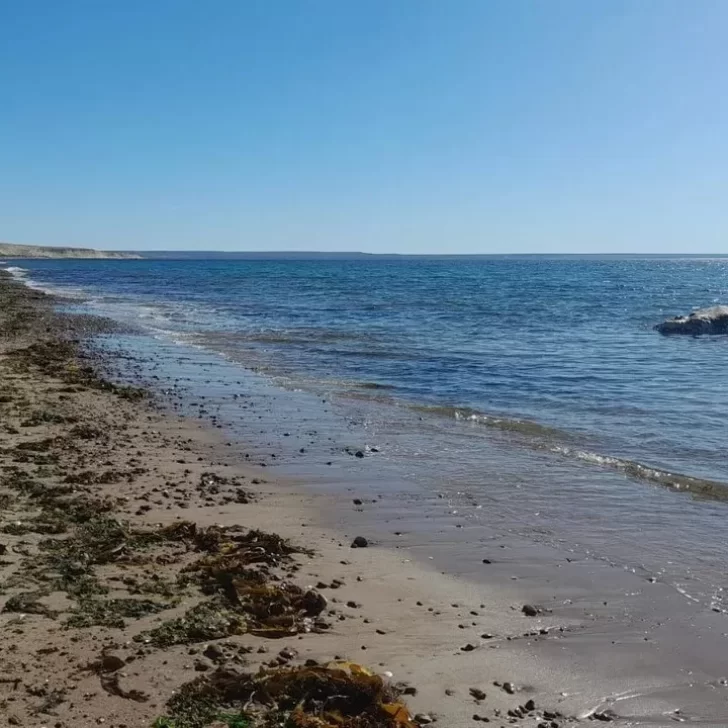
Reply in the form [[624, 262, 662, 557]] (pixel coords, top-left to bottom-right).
[[0, 271, 725, 728]]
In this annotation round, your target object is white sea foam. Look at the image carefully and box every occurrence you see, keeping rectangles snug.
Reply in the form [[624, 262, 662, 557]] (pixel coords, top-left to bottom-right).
[[4, 266, 28, 276]]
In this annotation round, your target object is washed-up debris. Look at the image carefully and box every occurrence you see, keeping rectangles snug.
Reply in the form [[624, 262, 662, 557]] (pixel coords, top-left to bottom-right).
[[172, 526, 325, 637], [135, 599, 247, 648], [100, 671, 149, 702], [161, 521, 308, 567], [64, 596, 167, 628], [197, 473, 251, 503], [155, 661, 415, 728], [230, 578, 327, 638], [138, 565, 328, 646], [2, 590, 56, 618], [6, 340, 147, 399], [182, 533, 302, 591]]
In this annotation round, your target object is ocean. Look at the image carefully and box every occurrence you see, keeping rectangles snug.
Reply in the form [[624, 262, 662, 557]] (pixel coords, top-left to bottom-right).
[[6, 255, 728, 614]]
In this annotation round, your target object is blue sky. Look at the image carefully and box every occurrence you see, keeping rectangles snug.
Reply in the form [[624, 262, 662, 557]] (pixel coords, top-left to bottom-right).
[[2, 1, 727, 253]]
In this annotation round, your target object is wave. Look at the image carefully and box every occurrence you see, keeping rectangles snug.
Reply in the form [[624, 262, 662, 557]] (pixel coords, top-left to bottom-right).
[[193, 328, 384, 348], [408, 403, 573, 439], [2, 265, 89, 298], [550, 446, 728, 501], [4, 266, 28, 277], [395, 401, 728, 501]]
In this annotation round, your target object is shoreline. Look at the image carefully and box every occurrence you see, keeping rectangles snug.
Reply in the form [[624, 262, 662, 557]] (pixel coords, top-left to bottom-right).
[[1, 271, 727, 727], [0, 272, 558, 726]]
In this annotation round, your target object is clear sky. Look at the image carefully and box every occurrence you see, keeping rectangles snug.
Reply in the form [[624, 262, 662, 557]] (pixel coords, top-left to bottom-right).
[[2, 1, 727, 253]]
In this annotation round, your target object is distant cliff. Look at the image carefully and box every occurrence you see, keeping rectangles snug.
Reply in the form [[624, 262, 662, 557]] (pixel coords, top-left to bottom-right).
[[0, 242, 140, 259]]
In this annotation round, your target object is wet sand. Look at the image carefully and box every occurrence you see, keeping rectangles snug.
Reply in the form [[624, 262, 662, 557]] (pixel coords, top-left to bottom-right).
[[1, 271, 726, 728]]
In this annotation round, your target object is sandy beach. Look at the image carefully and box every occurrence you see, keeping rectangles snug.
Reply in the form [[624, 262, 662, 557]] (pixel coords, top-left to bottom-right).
[[2, 270, 727, 728], [0, 273, 560, 727]]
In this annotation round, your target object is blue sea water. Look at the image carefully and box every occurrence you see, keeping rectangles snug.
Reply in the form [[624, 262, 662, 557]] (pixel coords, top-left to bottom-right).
[[10, 255, 728, 486]]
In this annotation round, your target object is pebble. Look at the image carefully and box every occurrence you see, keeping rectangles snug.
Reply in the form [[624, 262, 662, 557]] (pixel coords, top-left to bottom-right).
[[202, 644, 224, 661], [351, 536, 369, 548], [469, 687, 487, 701], [521, 604, 540, 617], [99, 654, 125, 673], [461, 643, 476, 652]]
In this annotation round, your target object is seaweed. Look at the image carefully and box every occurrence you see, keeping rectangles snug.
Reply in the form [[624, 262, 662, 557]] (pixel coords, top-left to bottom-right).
[[20, 410, 72, 427], [154, 662, 414, 728], [128, 574, 185, 599], [135, 599, 247, 647], [5, 340, 147, 400], [65, 597, 167, 628], [3, 590, 56, 618]]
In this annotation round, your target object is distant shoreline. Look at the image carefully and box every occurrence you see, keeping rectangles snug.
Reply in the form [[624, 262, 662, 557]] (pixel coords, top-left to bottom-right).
[[4, 243, 728, 260], [89, 250, 728, 260], [0, 242, 139, 259]]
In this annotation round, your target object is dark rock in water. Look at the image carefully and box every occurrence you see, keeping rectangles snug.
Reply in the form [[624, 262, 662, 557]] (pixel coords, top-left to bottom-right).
[[353, 498, 363, 505], [469, 687, 487, 700], [354, 450, 365, 458], [655, 306, 728, 335], [522, 604, 540, 617], [351, 536, 368, 548], [592, 709, 617, 722]]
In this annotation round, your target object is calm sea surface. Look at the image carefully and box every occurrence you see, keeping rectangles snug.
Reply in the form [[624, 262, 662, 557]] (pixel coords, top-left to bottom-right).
[[6, 256, 728, 613]]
